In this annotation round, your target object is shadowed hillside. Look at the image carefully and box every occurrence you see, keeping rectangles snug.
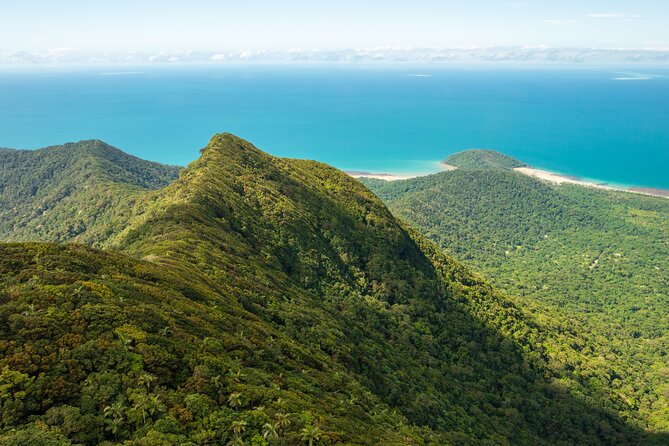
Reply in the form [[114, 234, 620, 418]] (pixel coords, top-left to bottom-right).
[[1, 136, 666, 444], [363, 151, 669, 437]]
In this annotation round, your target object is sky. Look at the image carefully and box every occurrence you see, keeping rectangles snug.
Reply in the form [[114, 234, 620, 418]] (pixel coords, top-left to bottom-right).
[[2, 0, 668, 53]]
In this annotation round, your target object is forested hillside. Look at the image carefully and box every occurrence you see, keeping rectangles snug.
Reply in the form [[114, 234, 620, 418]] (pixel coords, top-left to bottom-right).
[[0, 141, 181, 245], [363, 152, 669, 435], [0, 136, 666, 445], [442, 149, 527, 170]]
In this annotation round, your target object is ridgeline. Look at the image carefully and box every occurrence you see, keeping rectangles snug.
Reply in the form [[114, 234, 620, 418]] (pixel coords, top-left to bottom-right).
[[0, 137, 666, 445]]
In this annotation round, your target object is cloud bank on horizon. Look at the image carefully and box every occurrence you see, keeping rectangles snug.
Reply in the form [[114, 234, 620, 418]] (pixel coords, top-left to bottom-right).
[[1, 1, 668, 65], [2, 47, 669, 66]]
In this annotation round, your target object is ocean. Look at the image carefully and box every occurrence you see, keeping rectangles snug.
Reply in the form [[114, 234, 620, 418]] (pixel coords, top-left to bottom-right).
[[1, 64, 668, 188]]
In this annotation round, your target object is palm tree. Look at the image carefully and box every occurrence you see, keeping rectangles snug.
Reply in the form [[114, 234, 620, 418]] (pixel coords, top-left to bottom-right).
[[227, 437, 245, 446], [299, 423, 323, 446], [137, 372, 156, 390], [261, 422, 278, 440], [231, 419, 247, 435], [274, 412, 292, 430], [133, 395, 150, 424], [103, 401, 125, 440], [228, 392, 243, 411], [103, 401, 124, 421], [146, 395, 164, 418]]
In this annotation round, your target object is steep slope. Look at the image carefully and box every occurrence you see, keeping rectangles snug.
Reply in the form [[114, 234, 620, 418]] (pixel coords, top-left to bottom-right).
[[362, 155, 669, 433], [0, 141, 181, 245], [0, 243, 422, 445], [0, 135, 664, 444]]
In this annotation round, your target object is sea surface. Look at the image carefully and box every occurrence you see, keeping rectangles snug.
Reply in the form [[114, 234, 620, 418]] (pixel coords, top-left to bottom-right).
[[1, 64, 668, 188]]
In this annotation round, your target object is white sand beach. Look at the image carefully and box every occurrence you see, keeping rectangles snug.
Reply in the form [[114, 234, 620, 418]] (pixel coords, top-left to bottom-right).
[[513, 167, 617, 189], [514, 167, 669, 199], [346, 171, 419, 181], [350, 164, 669, 199]]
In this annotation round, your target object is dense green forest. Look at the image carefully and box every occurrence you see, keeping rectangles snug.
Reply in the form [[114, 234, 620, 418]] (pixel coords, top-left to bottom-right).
[[363, 150, 669, 436], [0, 140, 181, 245], [1, 137, 667, 445], [441, 150, 527, 170]]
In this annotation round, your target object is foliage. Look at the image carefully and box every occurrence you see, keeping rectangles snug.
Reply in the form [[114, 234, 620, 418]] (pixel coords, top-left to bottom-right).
[[0, 140, 181, 245], [363, 158, 669, 435], [1, 135, 666, 444], [442, 149, 527, 170]]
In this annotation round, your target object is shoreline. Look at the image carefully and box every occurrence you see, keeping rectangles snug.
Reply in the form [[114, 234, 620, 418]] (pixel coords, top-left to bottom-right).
[[346, 170, 421, 181], [349, 163, 669, 199], [513, 166, 620, 189], [512, 166, 669, 199]]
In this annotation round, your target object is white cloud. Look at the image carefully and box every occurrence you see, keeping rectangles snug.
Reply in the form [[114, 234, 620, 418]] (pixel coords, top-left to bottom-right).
[[2, 47, 669, 66]]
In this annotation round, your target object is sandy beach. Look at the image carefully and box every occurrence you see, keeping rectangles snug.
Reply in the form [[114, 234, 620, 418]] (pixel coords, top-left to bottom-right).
[[514, 167, 669, 199], [352, 163, 669, 200], [346, 171, 420, 181], [513, 167, 617, 189]]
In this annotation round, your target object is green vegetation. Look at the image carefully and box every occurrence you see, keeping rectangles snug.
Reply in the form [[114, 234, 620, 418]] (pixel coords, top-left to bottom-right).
[[1, 136, 666, 444], [442, 149, 527, 170], [0, 140, 181, 245], [363, 152, 669, 437]]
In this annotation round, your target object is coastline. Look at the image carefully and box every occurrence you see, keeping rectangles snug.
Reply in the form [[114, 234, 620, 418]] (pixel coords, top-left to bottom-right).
[[513, 166, 619, 189], [512, 166, 669, 199], [350, 162, 669, 200], [346, 170, 421, 181]]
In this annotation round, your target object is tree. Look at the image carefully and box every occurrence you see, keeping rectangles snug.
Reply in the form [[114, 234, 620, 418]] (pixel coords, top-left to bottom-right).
[[103, 401, 125, 439], [261, 422, 278, 441], [274, 412, 291, 430], [228, 392, 243, 411], [231, 420, 247, 436], [299, 423, 323, 446], [137, 373, 156, 390]]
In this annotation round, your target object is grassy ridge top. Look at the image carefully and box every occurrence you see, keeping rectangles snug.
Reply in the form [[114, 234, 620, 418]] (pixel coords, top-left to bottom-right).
[[444, 149, 528, 170]]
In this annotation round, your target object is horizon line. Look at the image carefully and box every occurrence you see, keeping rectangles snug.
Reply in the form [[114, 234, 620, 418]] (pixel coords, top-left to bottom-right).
[[2, 46, 669, 67]]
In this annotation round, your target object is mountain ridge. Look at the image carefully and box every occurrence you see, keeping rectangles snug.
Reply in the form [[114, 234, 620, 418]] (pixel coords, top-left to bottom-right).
[[0, 133, 665, 444]]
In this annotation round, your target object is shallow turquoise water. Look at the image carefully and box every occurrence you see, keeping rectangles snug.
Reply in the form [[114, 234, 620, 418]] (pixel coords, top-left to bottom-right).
[[1, 64, 668, 188]]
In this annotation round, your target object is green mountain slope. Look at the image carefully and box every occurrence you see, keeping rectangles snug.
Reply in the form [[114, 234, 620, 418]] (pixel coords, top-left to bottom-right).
[[362, 153, 669, 434], [0, 140, 181, 245], [1, 136, 665, 445]]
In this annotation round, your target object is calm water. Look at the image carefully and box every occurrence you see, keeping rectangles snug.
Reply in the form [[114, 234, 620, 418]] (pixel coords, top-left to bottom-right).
[[1, 64, 668, 188]]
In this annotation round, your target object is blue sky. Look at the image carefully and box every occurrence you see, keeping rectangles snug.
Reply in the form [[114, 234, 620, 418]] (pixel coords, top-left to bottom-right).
[[2, 0, 668, 53]]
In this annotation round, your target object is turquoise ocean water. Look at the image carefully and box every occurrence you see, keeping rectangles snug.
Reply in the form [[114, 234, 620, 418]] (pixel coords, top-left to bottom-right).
[[1, 64, 668, 188]]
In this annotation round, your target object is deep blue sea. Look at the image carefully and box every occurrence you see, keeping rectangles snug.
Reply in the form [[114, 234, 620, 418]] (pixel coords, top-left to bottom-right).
[[1, 64, 668, 188]]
